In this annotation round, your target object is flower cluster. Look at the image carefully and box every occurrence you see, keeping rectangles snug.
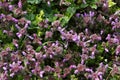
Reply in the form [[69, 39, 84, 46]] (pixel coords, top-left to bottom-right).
[[0, 0, 120, 80]]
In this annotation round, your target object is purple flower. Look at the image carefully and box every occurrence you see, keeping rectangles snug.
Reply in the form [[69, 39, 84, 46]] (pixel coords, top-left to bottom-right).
[[85, 68, 93, 73], [12, 18, 18, 23], [80, 54, 88, 64], [8, 5, 14, 11], [91, 72, 99, 80], [74, 64, 86, 74], [76, 13, 80, 18], [26, 54, 35, 61], [97, 63, 108, 74], [111, 64, 120, 76], [45, 31, 53, 39], [18, 0, 22, 8], [106, 34, 111, 40], [89, 44, 97, 59], [15, 24, 21, 29], [72, 33, 79, 42], [0, 71, 8, 80], [44, 66, 53, 72], [54, 67, 61, 78], [0, 50, 8, 56], [82, 47, 89, 54], [81, 11, 95, 24], [0, 14, 5, 19], [111, 18, 120, 30], [5, 15, 13, 21], [63, 53, 72, 62], [47, 1, 51, 6], [9, 61, 23, 77], [89, 11, 94, 17], [33, 34, 42, 45], [35, 52, 42, 60], [63, 68, 71, 78], [90, 34, 101, 41], [116, 45, 120, 55], [52, 20, 60, 27], [3, 30, 13, 36], [13, 39, 18, 48], [18, 18, 27, 25], [31, 62, 41, 75], [69, 65, 77, 69], [39, 71, 45, 78], [16, 28, 26, 38]]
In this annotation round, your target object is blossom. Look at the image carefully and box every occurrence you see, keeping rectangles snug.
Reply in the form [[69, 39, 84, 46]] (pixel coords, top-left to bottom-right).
[[35, 52, 43, 60], [3, 30, 13, 36], [18, 0, 22, 8], [116, 45, 120, 55], [97, 63, 108, 74], [89, 44, 97, 59], [63, 68, 71, 78], [18, 18, 27, 25], [80, 54, 88, 64], [0, 71, 8, 80], [74, 64, 86, 74], [44, 66, 53, 72], [63, 53, 72, 62], [0, 50, 8, 56], [0, 14, 5, 19], [90, 34, 101, 41], [38, 20, 49, 28], [45, 31, 53, 39], [33, 34, 42, 45], [111, 18, 120, 30], [52, 20, 60, 27], [111, 64, 120, 76], [69, 65, 77, 69], [76, 13, 80, 18], [39, 71, 45, 78], [26, 54, 35, 61], [54, 67, 61, 78], [91, 72, 99, 80], [13, 39, 18, 48], [9, 61, 23, 77], [8, 5, 14, 11], [31, 62, 41, 76], [81, 11, 94, 24], [16, 28, 26, 38]]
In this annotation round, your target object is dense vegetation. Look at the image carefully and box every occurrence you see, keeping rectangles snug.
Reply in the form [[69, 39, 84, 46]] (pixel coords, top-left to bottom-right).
[[0, 0, 120, 80]]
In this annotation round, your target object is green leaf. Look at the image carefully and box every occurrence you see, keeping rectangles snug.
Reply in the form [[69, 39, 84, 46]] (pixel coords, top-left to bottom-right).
[[25, 13, 35, 21], [108, 0, 116, 7], [60, 6, 77, 26], [110, 77, 117, 80], [27, 0, 42, 4], [17, 75, 23, 80], [91, 4, 97, 9], [0, 40, 2, 42], [80, 3, 88, 8], [4, 43, 14, 50], [66, 6, 76, 17], [36, 46, 42, 52]]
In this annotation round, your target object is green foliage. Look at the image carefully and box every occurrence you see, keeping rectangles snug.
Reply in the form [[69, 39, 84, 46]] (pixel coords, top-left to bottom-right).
[[33, 10, 44, 25], [27, 0, 42, 4], [71, 75, 78, 80], [108, 0, 116, 7]]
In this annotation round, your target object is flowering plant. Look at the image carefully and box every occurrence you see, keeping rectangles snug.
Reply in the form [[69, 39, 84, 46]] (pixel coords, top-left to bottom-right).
[[0, 0, 120, 80]]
